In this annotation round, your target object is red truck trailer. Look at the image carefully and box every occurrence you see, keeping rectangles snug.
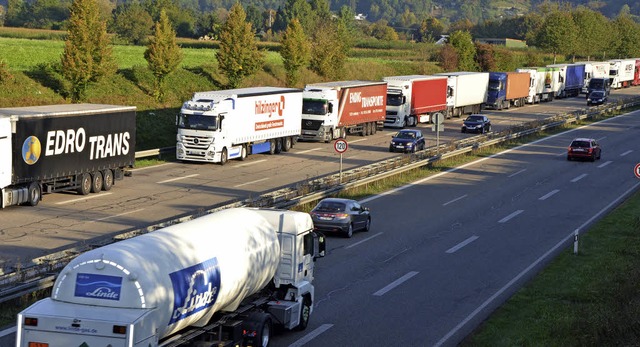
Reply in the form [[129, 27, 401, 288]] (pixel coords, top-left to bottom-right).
[[301, 81, 387, 142], [383, 75, 448, 128]]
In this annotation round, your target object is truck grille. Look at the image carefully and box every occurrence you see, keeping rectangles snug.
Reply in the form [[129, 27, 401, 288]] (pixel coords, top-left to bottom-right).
[[386, 111, 398, 116], [302, 119, 323, 131], [182, 135, 213, 149]]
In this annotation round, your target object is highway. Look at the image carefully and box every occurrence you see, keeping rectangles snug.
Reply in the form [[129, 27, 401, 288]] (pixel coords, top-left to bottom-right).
[[271, 109, 640, 346]]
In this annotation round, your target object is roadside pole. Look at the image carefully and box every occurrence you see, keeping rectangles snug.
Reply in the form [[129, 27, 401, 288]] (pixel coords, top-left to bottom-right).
[[334, 139, 348, 183]]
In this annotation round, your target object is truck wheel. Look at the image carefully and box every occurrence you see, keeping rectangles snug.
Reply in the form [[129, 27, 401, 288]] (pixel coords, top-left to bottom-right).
[[102, 169, 113, 191], [269, 140, 276, 154], [220, 148, 228, 165], [274, 138, 282, 154], [77, 173, 91, 195], [283, 137, 292, 152], [296, 297, 312, 331], [239, 146, 247, 161], [372, 123, 377, 134], [27, 182, 41, 206], [243, 312, 272, 347], [91, 171, 103, 193]]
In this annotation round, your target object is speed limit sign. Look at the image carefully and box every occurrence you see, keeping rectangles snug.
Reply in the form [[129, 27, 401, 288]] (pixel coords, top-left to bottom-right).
[[635, 163, 640, 179], [334, 139, 348, 153]]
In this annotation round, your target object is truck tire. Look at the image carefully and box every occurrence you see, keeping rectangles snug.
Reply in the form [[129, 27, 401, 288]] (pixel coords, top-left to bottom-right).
[[243, 312, 272, 347], [91, 171, 103, 193], [102, 169, 113, 191], [239, 145, 247, 161], [283, 137, 292, 152], [269, 140, 276, 154], [274, 138, 282, 154], [220, 148, 228, 165], [296, 297, 312, 331], [340, 127, 347, 139], [77, 173, 91, 195], [27, 182, 41, 207], [408, 117, 416, 127]]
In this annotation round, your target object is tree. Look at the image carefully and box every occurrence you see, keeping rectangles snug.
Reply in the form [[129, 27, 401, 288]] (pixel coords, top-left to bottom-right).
[[0, 5, 5, 27], [273, 0, 314, 33], [216, 3, 264, 88], [309, 19, 350, 79], [535, 10, 577, 63], [280, 19, 310, 87], [370, 20, 398, 41], [475, 43, 496, 71], [572, 7, 610, 61], [111, 3, 154, 45], [439, 44, 458, 72], [610, 12, 640, 58], [449, 30, 477, 71], [144, 9, 183, 101], [418, 17, 444, 43], [61, 0, 115, 102]]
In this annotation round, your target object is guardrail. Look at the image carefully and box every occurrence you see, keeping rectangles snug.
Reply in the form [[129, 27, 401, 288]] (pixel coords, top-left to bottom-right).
[[1, 97, 639, 303]]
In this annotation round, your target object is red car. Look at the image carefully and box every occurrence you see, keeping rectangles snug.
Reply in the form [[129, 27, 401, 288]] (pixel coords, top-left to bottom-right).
[[567, 138, 601, 161]]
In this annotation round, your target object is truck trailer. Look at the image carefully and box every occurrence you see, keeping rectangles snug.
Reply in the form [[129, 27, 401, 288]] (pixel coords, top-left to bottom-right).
[[301, 81, 387, 142], [383, 75, 447, 128], [608, 59, 635, 89], [176, 87, 302, 164], [547, 63, 585, 98], [433, 72, 489, 118], [486, 72, 530, 110], [516, 67, 560, 103], [576, 61, 609, 94], [0, 104, 136, 208], [16, 207, 326, 347], [633, 59, 640, 86]]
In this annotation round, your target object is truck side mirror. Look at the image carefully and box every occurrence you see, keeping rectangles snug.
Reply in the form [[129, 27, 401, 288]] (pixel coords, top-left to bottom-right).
[[327, 104, 333, 113], [313, 232, 326, 259], [402, 96, 407, 104]]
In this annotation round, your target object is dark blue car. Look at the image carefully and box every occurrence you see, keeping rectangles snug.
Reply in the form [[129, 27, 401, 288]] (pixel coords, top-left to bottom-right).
[[389, 129, 426, 153]]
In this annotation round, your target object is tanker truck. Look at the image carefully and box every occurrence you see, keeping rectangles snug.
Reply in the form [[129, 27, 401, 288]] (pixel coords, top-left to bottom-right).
[[176, 87, 302, 165], [0, 104, 136, 208], [16, 207, 326, 347]]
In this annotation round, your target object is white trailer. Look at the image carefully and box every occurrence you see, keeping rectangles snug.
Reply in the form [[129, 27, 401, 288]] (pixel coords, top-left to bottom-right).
[[576, 61, 609, 93], [176, 87, 302, 164], [516, 67, 560, 103], [608, 59, 635, 89], [16, 207, 326, 347], [433, 72, 489, 118]]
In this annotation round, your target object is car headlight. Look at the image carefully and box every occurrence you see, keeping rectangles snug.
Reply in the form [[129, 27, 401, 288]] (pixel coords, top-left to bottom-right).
[[406, 142, 414, 146]]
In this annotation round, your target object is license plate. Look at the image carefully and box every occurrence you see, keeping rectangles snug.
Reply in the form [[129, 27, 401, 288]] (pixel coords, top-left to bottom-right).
[[303, 131, 314, 135], [395, 145, 404, 148], [319, 216, 332, 220]]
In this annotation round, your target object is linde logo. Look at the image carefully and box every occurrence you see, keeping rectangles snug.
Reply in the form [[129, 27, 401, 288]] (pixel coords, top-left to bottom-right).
[[169, 258, 221, 325], [255, 95, 285, 117], [84, 287, 120, 299], [349, 92, 384, 108], [44, 128, 131, 160], [74, 273, 122, 301]]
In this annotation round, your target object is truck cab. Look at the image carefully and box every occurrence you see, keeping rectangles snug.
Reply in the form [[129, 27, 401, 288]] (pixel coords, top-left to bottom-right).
[[486, 72, 507, 109], [301, 89, 340, 142], [384, 87, 409, 128]]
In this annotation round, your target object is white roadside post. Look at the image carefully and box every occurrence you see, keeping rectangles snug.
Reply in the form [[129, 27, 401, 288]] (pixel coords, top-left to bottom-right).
[[334, 139, 348, 183], [432, 113, 445, 153], [573, 229, 579, 255]]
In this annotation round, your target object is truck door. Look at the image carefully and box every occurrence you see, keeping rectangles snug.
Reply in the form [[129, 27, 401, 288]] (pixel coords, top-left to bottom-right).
[[0, 117, 11, 191]]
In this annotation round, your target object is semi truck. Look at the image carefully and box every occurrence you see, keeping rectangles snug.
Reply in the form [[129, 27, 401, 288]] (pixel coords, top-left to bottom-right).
[[16, 207, 326, 347], [382, 75, 447, 128], [301, 81, 387, 142], [433, 72, 489, 118], [0, 104, 136, 208], [608, 59, 635, 89], [486, 72, 530, 110], [516, 67, 560, 103], [576, 61, 609, 93], [547, 63, 585, 98], [176, 87, 302, 165]]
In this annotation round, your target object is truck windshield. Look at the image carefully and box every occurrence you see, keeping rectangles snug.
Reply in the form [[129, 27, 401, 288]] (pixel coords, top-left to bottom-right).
[[303, 100, 328, 115], [177, 114, 218, 131], [488, 80, 501, 91], [387, 94, 403, 106]]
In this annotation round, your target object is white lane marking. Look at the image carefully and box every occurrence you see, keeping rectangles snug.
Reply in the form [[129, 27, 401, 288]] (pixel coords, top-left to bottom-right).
[[288, 324, 334, 347], [237, 159, 267, 167], [349, 138, 368, 143], [131, 162, 173, 171], [508, 169, 527, 178], [157, 174, 199, 184], [443, 194, 468, 206], [346, 232, 383, 249], [598, 161, 612, 168], [571, 173, 588, 183], [498, 210, 524, 223], [556, 151, 567, 156], [446, 236, 479, 254], [373, 271, 419, 296], [434, 181, 640, 347], [620, 150, 633, 157], [56, 193, 113, 205], [89, 209, 144, 223], [539, 189, 560, 201], [596, 136, 607, 141], [295, 147, 323, 154], [0, 325, 16, 338], [234, 177, 269, 188]]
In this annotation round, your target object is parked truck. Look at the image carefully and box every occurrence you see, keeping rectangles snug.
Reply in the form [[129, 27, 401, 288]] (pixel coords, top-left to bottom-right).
[[576, 61, 609, 94], [176, 87, 302, 165], [16, 207, 326, 347], [486, 72, 530, 110], [547, 63, 585, 98], [608, 59, 635, 89], [433, 72, 489, 118], [301, 81, 387, 142], [0, 104, 136, 208], [516, 67, 560, 103], [383, 75, 447, 128]]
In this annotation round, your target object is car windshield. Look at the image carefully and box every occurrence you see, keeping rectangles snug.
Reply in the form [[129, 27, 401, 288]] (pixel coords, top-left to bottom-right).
[[395, 132, 416, 139], [591, 92, 604, 97], [571, 140, 590, 148], [465, 115, 483, 122], [314, 202, 346, 212]]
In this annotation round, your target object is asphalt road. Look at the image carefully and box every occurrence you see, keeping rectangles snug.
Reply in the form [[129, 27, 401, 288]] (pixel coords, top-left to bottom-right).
[[270, 109, 640, 346]]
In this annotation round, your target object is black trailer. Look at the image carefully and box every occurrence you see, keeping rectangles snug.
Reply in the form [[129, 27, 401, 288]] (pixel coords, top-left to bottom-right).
[[0, 104, 136, 208]]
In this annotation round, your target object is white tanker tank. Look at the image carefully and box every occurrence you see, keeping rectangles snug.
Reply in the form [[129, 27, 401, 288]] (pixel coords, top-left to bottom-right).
[[16, 208, 326, 347]]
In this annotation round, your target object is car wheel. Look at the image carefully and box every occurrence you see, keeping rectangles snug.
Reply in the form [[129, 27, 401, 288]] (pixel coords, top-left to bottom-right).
[[488, 125, 492, 132], [567, 156, 572, 161], [345, 223, 353, 238], [364, 217, 371, 232], [590, 154, 596, 162], [389, 146, 394, 153], [597, 150, 601, 160], [461, 128, 466, 133]]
